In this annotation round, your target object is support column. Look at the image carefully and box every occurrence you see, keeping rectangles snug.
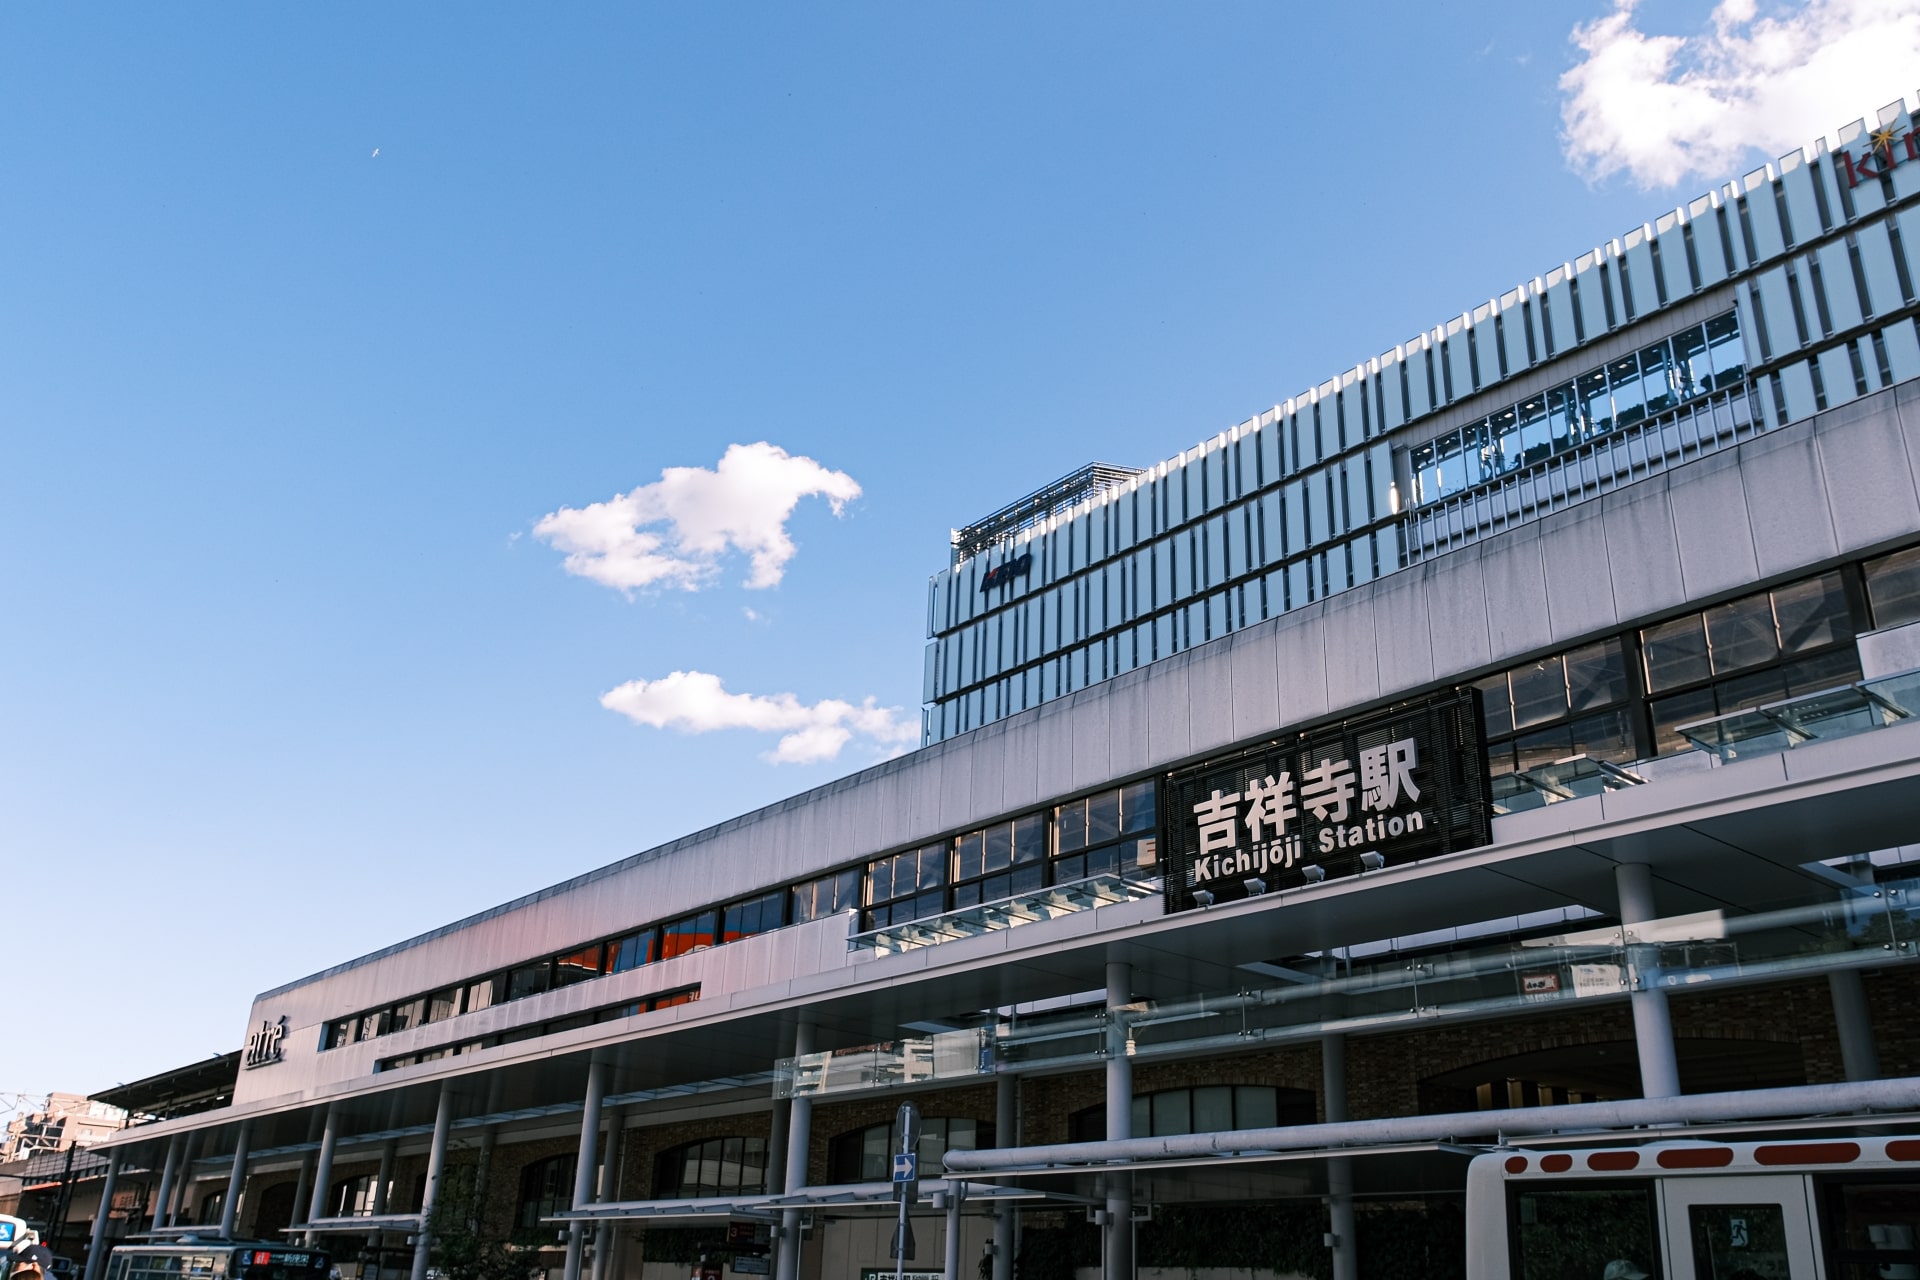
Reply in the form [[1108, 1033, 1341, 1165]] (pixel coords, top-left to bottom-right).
[[774, 1021, 816, 1280], [472, 1127, 498, 1232], [218, 1123, 252, 1239], [1617, 863, 1681, 1099], [410, 1084, 455, 1280], [306, 1105, 340, 1247], [590, 1112, 624, 1280], [288, 1150, 316, 1251], [1321, 1035, 1356, 1280], [1104, 961, 1132, 1280], [991, 1075, 1016, 1280], [150, 1136, 182, 1234], [563, 1061, 608, 1280], [83, 1150, 123, 1280], [167, 1131, 199, 1226], [1829, 970, 1882, 1081], [941, 1184, 962, 1280], [368, 1139, 399, 1267]]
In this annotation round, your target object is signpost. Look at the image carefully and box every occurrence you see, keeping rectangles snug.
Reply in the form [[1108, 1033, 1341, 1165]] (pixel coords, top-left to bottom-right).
[[891, 1103, 921, 1280]]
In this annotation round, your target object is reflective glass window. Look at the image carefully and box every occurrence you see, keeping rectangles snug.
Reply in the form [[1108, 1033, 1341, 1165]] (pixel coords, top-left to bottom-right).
[[464, 976, 500, 1014], [1475, 673, 1515, 739], [608, 930, 656, 973], [325, 1017, 358, 1049], [390, 998, 425, 1032], [1651, 686, 1718, 755], [1565, 639, 1629, 712], [1460, 421, 1490, 488], [1608, 355, 1646, 428], [1672, 323, 1710, 399], [1514, 723, 1575, 773], [1705, 591, 1780, 673], [1867, 545, 1920, 629], [553, 945, 604, 988], [1639, 341, 1678, 416], [1486, 408, 1521, 476], [1435, 430, 1467, 497], [1512, 1186, 1659, 1280], [1509, 655, 1568, 730], [660, 911, 718, 959], [1706, 311, 1746, 388], [1579, 369, 1614, 436], [1516, 397, 1552, 467], [425, 989, 459, 1024], [1547, 385, 1579, 453], [1567, 709, 1635, 763], [723, 892, 784, 943], [1780, 648, 1862, 696], [1643, 614, 1712, 692], [1772, 571, 1851, 652], [791, 868, 861, 923], [506, 962, 551, 1002]]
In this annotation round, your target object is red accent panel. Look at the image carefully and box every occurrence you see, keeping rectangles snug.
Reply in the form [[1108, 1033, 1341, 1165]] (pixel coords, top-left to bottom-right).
[[1888, 1140, 1920, 1162], [1541, 1154, 1574, 1172], [1588, 1152, 1640, 1171], [1504, 1156, 1528, 1174], [1658, 1148, 1734, 1168], [1755, 1142, 1860, 1166]]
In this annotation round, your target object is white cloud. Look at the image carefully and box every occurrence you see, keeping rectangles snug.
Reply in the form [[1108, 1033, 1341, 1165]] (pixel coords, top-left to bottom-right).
[[534, 442, 862, 593], [599, 670, 919, 765], [1560, 0, 1920, 188]]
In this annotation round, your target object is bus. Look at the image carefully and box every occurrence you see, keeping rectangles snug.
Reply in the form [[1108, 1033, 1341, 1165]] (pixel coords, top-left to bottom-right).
[[102, 1243, 332, 1280], [1466, 1134, 1920, 1279]]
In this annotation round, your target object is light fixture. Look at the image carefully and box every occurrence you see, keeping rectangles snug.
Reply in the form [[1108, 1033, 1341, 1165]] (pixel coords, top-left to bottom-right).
[[1300, 864, 1327, 883], [1243, 877, 1267, 896], [1359, 851, 1386, 872], [1191, 889, 1216, 906]]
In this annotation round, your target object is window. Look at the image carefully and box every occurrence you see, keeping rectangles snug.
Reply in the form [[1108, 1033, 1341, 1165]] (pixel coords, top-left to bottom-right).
[[1409, 311, 1745, 508], [465, 975, 501, 1014], [652, 1136, 768, 1199], [329, 1174, 381, 1218], [723, 892, 785, 943], [506, 961, 551, 1002], [1509, 1184, 1660, 1280], [1067, 1087, 1311, 1142], [951, 813, 1045, 908], [608, 930, 657, 973], [553, 945, 605, 988], [866, 844, 946, 929], [791, 868, 860, 923], [1866, 544, 1920, 629], [660, 911, 718, 960], [826, 1117, 994, 1184], [1054, 780, 1158, 883], [324, 1016, 358, 1050], [517, 1154, 575, 1232], [425, 989, 460, 1024], [390, 998, 426, 1033]]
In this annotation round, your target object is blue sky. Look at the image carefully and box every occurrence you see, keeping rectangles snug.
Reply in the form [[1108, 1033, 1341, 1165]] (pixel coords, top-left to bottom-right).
[[5, 1, 1916, 1100]]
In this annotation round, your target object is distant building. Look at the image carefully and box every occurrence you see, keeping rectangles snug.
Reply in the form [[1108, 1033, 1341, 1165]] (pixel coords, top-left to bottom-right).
[[1, 1096, 126, 1162]]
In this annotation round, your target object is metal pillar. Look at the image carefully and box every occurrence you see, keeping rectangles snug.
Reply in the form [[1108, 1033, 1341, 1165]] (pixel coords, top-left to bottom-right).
[[368, 1139, 398, 1265], [1321, 1035, 1356, 1280], [563, 1061, 608, 1280], [472, 1126, 498, 1232], [288, 1150, 316, 1249], [991, 1075, 1016, 1280], [218, 1122, 251, 1239], [82, 1150, 123, 1280], [1104, 961, 1133, 1280], [590, 1112, 623, 1280], [167, 1130, 199, 1226], [410, 1084, 455, 1280], [1829, 970, 1882, 1081], [150, 1136, 182, 1233], [1616, 863, 1682, 1099], [306, 1106, 340, 1246], [941, 1184, 962, 1280], [775, 1021, 816, 1280]]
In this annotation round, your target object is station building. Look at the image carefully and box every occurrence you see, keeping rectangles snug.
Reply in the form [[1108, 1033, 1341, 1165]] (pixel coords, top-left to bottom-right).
[[88, 102, 1920, 1280]]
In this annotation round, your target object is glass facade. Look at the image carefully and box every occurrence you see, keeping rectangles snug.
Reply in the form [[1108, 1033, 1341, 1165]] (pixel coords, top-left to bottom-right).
[[826, 1117, 993, 1184], [653, 1136, 769, 1199], [1412, 313, 1746, 507]]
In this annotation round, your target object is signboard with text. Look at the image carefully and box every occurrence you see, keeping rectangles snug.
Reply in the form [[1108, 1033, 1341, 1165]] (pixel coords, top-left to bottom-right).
[[1161, 688, 1490, 912]]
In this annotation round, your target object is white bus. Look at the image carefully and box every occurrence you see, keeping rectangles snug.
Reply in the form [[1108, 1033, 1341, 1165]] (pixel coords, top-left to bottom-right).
[[102, 1242, 333, 1280], [1465, 1134, 1920, 1279]]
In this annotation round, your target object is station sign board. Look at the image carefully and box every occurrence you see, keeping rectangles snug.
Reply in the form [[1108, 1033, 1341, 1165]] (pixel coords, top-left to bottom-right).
[[1160, 688, 1491, 912]]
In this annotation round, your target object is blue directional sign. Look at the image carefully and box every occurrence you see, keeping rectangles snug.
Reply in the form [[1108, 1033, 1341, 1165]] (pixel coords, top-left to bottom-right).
[[891, 1152, 918, 1183]]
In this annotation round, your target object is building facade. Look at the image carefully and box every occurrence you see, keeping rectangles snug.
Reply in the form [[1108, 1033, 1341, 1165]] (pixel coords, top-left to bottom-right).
[[91, 102, 1920, 1280]]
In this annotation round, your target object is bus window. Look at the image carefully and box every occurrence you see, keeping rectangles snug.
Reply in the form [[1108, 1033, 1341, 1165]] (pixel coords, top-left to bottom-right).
[[1825, 1182, 1920, 1279], [1686, 1203, 1792, 1278], [1512, 1183, 1662, 1279]]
